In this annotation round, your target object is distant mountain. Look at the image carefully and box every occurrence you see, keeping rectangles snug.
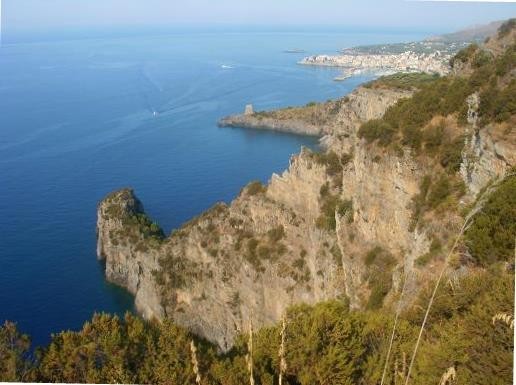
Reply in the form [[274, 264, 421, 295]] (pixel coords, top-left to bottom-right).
[[427, 19, 504, 42]]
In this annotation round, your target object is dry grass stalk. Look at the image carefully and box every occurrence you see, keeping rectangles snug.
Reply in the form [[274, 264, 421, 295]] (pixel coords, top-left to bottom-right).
[[393, 352, 407, 385], [245, 319, 255, 385], [403, 176, 510, 385], [492, 312, 514, 329], [190, 340, 202, 385], [438, 366, 456, 385], [380, 269, 410, 385], [278, 315, 287, 385]]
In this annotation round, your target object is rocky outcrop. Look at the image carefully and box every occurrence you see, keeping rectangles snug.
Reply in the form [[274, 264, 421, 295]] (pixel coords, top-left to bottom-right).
[[218, 113, 324, 136], [218, 87, 411, 138], [461, 94, 516, 196], [97, 39, 514, 351], [97, 190, 164, 321]]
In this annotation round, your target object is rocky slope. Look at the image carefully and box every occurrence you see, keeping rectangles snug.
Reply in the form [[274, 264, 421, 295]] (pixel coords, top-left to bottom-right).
[[97, 29, 515, 351]]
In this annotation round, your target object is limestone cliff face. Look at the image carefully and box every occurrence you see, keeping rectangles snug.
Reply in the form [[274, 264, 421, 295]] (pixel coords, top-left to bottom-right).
[[461, 94, 515, 196], [97, 82, 514, 351], [97, 190, 164, 321]]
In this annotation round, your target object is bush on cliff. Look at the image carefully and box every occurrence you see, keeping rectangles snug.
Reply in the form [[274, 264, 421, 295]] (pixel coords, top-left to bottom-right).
[[365, 72, 440, 90], [464, 175, 516, 266]]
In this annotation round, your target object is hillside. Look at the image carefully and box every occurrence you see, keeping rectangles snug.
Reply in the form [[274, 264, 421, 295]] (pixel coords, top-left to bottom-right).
[[1, 20, 514, 385], [427, 19, 504, 43], [96, 20, 515, 351]]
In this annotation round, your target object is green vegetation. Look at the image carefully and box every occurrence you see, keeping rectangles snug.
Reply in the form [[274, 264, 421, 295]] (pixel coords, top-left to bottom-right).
[[409, 173, 465, 231], [450, 43, 479, 66], [498, 18, 516, 38], [359, 76, 472, 151], [238, 225, 288, 271], [3, 266, 511, 385], [464, 175, 516, 266], [245, 181, 267, 196], [478, 78, 516, 125], [104, 190, 165, 248], [2, 20, 514, 385], [124, 213, 165, 243], [365, 72, 440, 90], [363, 247, 396, 310], [310, 150, 344, 180], [359, 40, 515, 157], [0, 321, 33, 382], [415, 237, 443, 267], [316, 184, 353, 231], [358, 119, 396, 146], [155, 252, 202, 290]]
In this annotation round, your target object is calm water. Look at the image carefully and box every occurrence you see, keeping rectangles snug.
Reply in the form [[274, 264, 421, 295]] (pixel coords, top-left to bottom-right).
[[0, 29, 427, 346]]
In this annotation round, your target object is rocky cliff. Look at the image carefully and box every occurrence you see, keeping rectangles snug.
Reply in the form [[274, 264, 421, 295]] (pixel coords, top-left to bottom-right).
[[218, 87, 411, 137], [97, 32, 515, 351]]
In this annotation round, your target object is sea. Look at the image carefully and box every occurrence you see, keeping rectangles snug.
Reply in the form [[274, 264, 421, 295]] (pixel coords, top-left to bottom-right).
[[0, 27, 429, 347]]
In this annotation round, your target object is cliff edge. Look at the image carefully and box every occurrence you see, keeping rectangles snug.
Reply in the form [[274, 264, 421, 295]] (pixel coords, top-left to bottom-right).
[[97, 27, 515, 351]]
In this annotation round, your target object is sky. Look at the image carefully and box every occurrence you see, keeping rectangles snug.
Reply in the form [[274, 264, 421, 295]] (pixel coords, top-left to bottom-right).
[[3, 0, 516, 35]]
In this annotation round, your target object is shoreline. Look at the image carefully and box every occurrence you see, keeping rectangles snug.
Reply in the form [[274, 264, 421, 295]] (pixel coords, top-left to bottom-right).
[[299, 51, 451, 76]]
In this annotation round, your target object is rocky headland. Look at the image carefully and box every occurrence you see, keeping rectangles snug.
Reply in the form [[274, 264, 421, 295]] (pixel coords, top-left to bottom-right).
[[97, 27, 515, 352], [218, 87, 411, 137]]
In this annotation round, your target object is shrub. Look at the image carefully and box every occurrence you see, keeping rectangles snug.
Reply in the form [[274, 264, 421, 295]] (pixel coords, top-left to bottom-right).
[[316, 194, 353, 231], [312, 150, 343, 177], [415, 238, 442, 267], [364, 246, 383, 266], [363, 247, 396, 310], [451, 43, 479, 66], [246, 181, 266, 196], [366, 72, 440, 90], [358, 119, 396, 146], [465, 176, 516, 266], [427, 175, 451, 209], [267, 225, 285, 242]]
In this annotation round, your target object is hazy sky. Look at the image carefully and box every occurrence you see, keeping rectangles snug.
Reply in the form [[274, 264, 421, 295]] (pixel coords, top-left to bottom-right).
[[4, 0, 516, 34]]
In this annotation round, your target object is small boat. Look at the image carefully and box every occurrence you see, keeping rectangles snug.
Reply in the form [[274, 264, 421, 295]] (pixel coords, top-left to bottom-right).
[[153, 111, 158, 117], [334, 75, 351, 81], [221, 65, 234, 69]]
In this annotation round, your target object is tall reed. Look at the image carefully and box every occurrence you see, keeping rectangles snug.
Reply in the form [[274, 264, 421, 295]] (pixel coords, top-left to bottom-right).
[[278, 315, 287, 385], [246, 319, 255, 385], [403, 175, 511, 385], [190, 340, 202, 385]]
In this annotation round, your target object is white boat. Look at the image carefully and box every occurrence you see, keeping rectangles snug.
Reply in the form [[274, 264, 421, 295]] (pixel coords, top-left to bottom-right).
[[334, 75, 351, 81], [221, 65, 234, 69]]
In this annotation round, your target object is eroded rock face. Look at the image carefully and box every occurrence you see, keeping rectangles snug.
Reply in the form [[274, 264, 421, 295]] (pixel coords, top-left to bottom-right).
[[97, 190, 164, 321], [97, 83, 514, 351]]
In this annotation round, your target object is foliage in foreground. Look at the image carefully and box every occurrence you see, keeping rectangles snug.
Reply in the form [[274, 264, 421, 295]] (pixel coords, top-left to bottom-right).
[[1, 264, 513, 384]]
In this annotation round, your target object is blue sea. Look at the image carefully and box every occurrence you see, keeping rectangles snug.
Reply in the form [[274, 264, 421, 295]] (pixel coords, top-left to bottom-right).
[[0, 28, 428, 347]]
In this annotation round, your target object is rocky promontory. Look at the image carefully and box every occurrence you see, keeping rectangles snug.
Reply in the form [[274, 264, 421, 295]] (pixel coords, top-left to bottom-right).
[[218, 86, 411, 137], [97, 30, 515, 352]]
